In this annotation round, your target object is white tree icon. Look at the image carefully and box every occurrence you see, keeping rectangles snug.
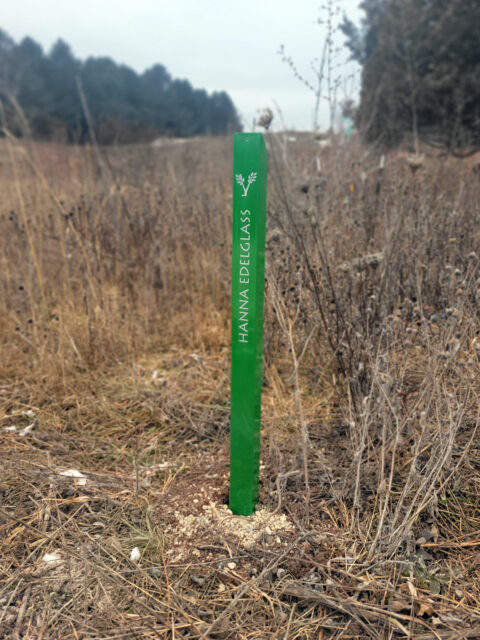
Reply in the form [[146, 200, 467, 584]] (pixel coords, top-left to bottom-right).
[[235, 172, 257, 197]]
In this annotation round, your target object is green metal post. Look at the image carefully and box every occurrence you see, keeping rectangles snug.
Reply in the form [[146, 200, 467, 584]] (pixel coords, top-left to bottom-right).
[[230, 133, 268, 515]]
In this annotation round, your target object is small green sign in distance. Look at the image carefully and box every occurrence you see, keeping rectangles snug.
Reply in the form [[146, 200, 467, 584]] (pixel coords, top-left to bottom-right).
[[230, 133, 268, 516]]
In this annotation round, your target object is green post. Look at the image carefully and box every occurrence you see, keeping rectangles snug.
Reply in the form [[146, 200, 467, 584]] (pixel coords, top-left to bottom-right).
[[230, 133, 268, 515]]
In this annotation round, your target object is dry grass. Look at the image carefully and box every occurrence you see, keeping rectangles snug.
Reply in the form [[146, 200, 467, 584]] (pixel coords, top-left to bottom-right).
[[1, 132, 480, 639]]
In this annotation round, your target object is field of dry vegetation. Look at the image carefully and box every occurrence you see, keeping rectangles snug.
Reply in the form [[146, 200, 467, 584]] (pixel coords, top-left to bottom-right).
[[1, 132, 480, 639]]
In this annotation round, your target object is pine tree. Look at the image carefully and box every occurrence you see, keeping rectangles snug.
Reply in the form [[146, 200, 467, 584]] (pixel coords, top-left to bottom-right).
[[341, 0, 480, 152]]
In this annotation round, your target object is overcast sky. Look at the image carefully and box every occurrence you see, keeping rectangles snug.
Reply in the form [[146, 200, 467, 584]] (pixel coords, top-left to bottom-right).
[[2, 0, 361, 131]]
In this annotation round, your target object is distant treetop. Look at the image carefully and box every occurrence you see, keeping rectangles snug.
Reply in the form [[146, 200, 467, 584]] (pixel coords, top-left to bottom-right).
[[0, 29, 242, 143]]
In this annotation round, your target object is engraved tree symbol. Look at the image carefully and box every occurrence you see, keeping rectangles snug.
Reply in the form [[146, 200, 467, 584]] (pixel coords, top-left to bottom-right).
[[235, 172, 257, 197]]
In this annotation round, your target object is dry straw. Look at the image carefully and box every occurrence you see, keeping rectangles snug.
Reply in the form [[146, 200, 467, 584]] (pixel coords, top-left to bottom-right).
[[1, 119, 480, 637]]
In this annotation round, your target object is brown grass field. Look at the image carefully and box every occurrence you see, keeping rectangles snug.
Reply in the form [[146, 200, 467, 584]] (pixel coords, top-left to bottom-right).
[[1, 132, 480, 639]]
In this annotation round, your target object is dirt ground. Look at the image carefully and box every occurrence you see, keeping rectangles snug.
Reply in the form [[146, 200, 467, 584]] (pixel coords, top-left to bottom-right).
[[1, 348, 480, 639]]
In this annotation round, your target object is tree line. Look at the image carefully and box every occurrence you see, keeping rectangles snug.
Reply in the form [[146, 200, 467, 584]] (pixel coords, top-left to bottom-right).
[[0, 29, 242, 144], [341, 0, 480, 154]]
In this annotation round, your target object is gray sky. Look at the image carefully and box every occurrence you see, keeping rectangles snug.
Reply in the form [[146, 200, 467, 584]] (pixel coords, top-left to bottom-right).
[[2, 0, 361, 131]]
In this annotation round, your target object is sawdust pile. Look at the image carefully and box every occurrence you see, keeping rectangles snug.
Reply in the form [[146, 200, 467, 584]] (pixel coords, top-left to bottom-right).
[[165, 503, 295, 563]]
